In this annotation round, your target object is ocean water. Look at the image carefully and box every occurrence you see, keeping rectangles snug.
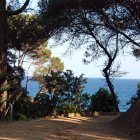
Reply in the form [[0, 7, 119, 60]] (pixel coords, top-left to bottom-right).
[[84, 78, 140, 112], [22, 78, 140, 112]]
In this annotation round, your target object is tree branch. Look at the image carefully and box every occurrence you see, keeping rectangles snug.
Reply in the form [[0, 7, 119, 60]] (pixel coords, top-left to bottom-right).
[[8, 0, 30, 16]]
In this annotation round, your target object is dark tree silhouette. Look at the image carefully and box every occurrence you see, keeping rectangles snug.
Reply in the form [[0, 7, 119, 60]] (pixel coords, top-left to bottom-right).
[[0, 0, 30, 120]]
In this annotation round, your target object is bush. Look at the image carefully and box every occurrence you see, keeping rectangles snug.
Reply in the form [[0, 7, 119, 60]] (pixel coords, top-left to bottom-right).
[[56, 104, 77, 115], [90, 88, 118, 112], [128, 83, 140, 106], [14, 113, 28, 121]]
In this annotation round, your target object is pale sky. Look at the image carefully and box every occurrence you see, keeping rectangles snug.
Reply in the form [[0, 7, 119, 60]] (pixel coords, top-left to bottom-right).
[[49, 41, 140, 79]]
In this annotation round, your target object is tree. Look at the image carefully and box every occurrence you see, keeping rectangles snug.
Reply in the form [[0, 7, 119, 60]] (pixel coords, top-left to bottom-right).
[[102, 0, 140, 48], [57, 70, 87, 114], [38, 0, 128, 112], [13, 88, 32, 119], [34, 92, 53, 117], [90, 88, 119, 112], [25, 44, 51, 90], [5, 12, 53, 120], [62, 70, 77, 113], [0, 0, 30, 120], [44, 71, 66, 115], [133, 48, 140, 60], [34, 69, 87, 116], [81, 93, 90, 112], [39, 0, 140, 57], [8, 14, 47, 66], [128, 83, 140, 106], [32, 45, 64, 95], [73, 74, 87, 113], [7, 13, 48, 87], [83, 30, 124, 112]]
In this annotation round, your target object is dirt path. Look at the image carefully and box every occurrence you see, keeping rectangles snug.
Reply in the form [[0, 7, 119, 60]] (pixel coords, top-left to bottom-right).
[[0, 116, 136, 140]]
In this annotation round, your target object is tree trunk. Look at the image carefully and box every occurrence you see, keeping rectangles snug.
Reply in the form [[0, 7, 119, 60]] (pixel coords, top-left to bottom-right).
[[0, 0, 7, 75], [25, 60, 34, 91], [0, 0, 30, 120], [0, 0, 8, 120], [103, 70, 120, 112], [9, 103, 13, 121]]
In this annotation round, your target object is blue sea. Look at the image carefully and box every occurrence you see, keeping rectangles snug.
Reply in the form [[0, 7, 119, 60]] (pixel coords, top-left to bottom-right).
[[22, 78, 140, 112]]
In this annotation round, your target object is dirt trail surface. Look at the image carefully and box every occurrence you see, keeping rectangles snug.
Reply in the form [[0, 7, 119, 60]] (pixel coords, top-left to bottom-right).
[[0, 116, 137, 140]]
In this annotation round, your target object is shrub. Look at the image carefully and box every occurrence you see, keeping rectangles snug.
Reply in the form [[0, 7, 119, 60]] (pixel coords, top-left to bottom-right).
[[56, 104, 77, 115], [15, 113, 28, 121], [90, 88, 118, 112], [128, 83, 140, 106]]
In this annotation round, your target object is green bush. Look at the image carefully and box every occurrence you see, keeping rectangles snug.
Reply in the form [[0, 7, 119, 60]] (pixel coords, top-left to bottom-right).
[[56, 104, 77, 115], [128, 83, 140, 105], [15, 113, 28, 121], [90, 88, 118, 112]]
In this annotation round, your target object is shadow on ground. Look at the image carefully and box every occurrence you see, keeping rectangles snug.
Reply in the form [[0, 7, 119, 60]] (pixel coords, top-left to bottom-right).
[[0, 116, 137, 140]]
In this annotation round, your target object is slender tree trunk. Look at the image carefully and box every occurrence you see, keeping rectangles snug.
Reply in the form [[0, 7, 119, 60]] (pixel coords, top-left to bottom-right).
[[0, 0, 8, 120], [25, 60, 34, 91], [0, 0, 7, 72], [0, 0, 7, 74], [103, 70, 120, 112], [36, 84, 45, 95], [9, 103, 13, 121]]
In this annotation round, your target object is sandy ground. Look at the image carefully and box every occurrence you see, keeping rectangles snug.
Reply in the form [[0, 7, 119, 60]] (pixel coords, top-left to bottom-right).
[[0, 116, 138, 140]]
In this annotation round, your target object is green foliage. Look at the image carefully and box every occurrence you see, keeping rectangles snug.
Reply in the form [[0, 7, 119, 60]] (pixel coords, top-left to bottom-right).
[[45, 71, 66, 96], [133, 49, 140, 60], [38, 0, 125, 113], [34, 93, 53, 117], [8, 14, 46, 51], [0, 13, 49, 120], [14, 113, 28, 121], [7, 14, 50, 85], [0, 1, 48, 120], [128, 83, 140, 106], [5, 13, 64, 120], [13, 88, 33, 118], [90, 88, 119, 112], [50, 57, 64, 72], [54, 70, 87, 114], [2, 13, 64, 120], [32, 46, 64, 86], [81, 93, 91, 111], [57, 104, 77, 115], [32, 70, 87, 117]]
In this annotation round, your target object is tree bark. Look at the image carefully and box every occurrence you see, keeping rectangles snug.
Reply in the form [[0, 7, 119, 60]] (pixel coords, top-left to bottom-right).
[[86, 22, 120, 112], [0, 0, 7, 74], [103, 69, 120, 112], [0, 0, 8, 120], [8, 0, 30, 16], [0, 0, 30, 120]]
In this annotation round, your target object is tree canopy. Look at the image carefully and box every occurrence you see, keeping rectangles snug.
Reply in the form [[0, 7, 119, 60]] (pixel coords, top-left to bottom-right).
[[39, 0, 140, 48]]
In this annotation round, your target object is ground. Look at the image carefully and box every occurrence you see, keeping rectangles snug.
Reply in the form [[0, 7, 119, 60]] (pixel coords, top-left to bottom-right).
[[0, 116, 138, 140]]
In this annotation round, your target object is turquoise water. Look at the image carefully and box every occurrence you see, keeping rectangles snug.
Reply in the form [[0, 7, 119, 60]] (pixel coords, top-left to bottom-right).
[[22, 78, 140, 112]]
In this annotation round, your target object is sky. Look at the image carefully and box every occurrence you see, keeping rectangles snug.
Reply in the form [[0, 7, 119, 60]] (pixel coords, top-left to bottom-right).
[[49, 40, 140, 79], [23, 0, 140, 79]]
